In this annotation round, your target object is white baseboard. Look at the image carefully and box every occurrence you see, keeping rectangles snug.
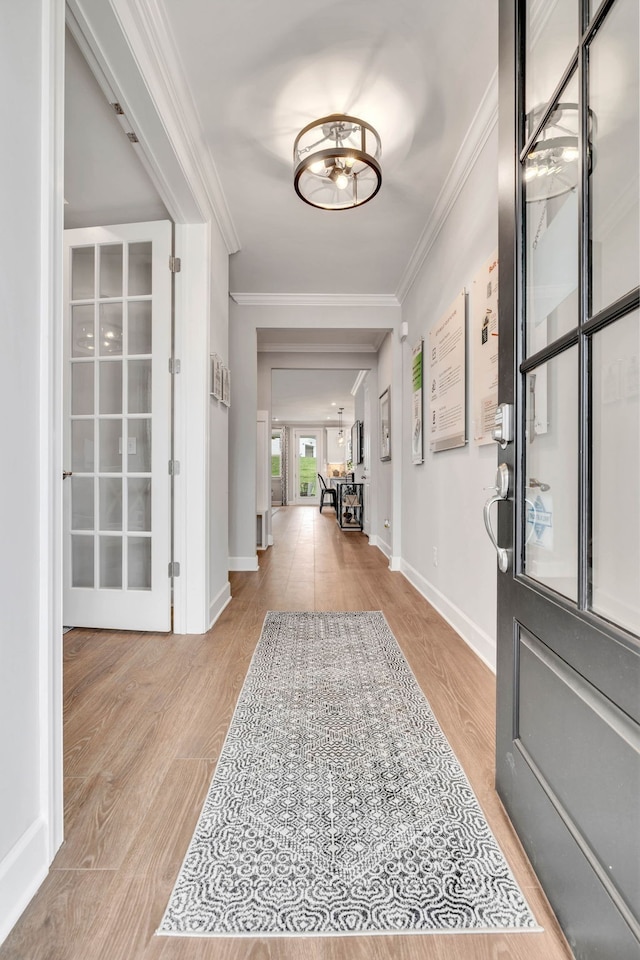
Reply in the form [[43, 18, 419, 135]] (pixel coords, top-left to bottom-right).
[[228, 556, 259, 572], [389, 556, 402, 572], [375, 536, 392, 560], [0, 819, 49, 947], [208, 581, 232, 629], [401, 559, 496, 672]]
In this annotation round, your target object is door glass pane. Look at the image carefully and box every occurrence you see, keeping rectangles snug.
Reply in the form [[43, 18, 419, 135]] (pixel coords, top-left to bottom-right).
[[71, 478, 94, 531], [128, 419, 151, 472], [99, 303, 123, 356], [298, 435, 317, 498], [128, 301, 152, 355], [99, 244, 123, 298], [128, 537, 151, 590], [589, 0, 640, 316], [99, 419, 123, 473], [71, 247, 94, 300], [128, 478, 151, 532], [591, 311, 639, 633], [525, 0, 578, 131], [71, 362, 94, 415], [128, 359, 151, 414], [525, 74, 580, 355], [72, 304, 95, 357], [99, 536, 122, 589], [524, 347, 579, 601], [71, 535, 94, 587], [99, 478, 123, 531], [128, 242, 152, 296], [71, 420, 94, 473], [99, 361, 122, 415]]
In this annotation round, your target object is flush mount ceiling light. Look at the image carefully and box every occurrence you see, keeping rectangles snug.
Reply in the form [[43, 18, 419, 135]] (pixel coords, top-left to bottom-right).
[[293, 115, 382, 210], [524, 101, 586, 203]]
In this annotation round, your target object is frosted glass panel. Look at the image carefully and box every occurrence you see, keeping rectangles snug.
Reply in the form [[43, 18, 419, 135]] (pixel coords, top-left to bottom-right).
[[71, 363, 94, 415], [72, 535, 94, 587], [99, 244, 123, 298], [71, 478, 94, 531], [71, 247, 94, 300], [589, 0, 640, 315], [128, 359, 151, 414], [72, 304, 95, 357], [128, 419, 151, 472], [99, 303, 123, 356], [129, 242, 152, 295], [100, 536, 122, 589], [99, 420, 123, 473], [71, 420, 94, 472], [99, 361, 122, 415], [128, 478, 151, 531], [99, 478, 122, 531], [128, 537, 151, 590], [128, 301, 152, 355], [524, 347, 579, 601], [592, 311, 640, 633]]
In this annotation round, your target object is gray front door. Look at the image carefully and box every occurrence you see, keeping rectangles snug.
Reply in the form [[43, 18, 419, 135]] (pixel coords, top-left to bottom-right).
[[496, 1, 639, 958]]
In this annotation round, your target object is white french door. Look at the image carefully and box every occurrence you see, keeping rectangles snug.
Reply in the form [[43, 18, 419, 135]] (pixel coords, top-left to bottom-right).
[[63, 221, 172, 631]]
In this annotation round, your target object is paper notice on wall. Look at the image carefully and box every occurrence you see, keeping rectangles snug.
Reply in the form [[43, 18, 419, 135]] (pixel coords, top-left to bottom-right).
[[429, 291, 466, 452], [471, 252, 499, 445]]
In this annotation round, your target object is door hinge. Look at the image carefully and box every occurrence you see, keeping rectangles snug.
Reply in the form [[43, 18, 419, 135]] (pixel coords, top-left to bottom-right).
[[169, 256, 181, 273], [168, 561, 181, 578], [169, 358, 181, 374], [168, 459, 181, 476], [111, 102, 125, 115]]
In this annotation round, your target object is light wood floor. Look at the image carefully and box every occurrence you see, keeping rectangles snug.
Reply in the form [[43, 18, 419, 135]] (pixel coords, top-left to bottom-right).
[[0, 507, 573, 960]]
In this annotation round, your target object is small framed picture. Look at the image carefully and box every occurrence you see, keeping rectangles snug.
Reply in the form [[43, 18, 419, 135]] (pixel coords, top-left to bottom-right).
[[221, 364, 231, 407], [210, 354, 223, 399], [379, 387, 391, 460]]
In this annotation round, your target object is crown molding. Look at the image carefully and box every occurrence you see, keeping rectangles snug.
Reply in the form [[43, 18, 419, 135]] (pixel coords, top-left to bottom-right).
[[258, 342, 379, 354], [230, 292, 400, 307], [395, 70, 499, 304], [102, 0, 240, 252]]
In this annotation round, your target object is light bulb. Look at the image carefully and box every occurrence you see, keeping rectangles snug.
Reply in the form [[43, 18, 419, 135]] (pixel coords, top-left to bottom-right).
[[335, 172, 349, 190], [524, 165, 538, 182], [562, 146, 579, 162], [309, 159, 325, 174]]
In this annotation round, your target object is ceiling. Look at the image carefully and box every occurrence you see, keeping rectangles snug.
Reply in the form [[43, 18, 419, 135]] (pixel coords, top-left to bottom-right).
[[64, 0, 497, 419], [271, 369, 359, 424], [64, 0, 498, 297]]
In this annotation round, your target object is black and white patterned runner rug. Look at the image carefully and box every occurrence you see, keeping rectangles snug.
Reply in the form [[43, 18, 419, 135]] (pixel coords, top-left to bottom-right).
[[158, 611, 540, 937]]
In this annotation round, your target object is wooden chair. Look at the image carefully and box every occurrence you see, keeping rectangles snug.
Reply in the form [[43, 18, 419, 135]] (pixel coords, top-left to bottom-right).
[[317, 474, 337, 513]]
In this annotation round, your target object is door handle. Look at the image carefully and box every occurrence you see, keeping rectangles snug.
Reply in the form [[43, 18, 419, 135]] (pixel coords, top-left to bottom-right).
[[483, 463, 511, 573], [63, 471, 73, 479]]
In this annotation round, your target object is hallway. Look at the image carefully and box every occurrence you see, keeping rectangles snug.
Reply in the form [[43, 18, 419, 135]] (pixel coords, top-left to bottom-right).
[[0, 509, 571, 960]]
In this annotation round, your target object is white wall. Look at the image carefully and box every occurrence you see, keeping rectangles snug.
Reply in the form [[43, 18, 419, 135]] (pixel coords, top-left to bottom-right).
[[0, 0, 65, 942], [400, 127, 500, 669]]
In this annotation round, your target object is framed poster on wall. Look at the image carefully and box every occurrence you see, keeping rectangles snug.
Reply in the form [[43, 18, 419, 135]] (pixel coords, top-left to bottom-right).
[[379, 388, 391, 460], [428, 291, 467, 452], [411, 339, 424, 464], [472, 252, 499, 445]]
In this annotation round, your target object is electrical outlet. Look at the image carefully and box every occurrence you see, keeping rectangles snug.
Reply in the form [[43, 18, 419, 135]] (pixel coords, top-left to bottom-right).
[[433, 546, 438, 566]]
